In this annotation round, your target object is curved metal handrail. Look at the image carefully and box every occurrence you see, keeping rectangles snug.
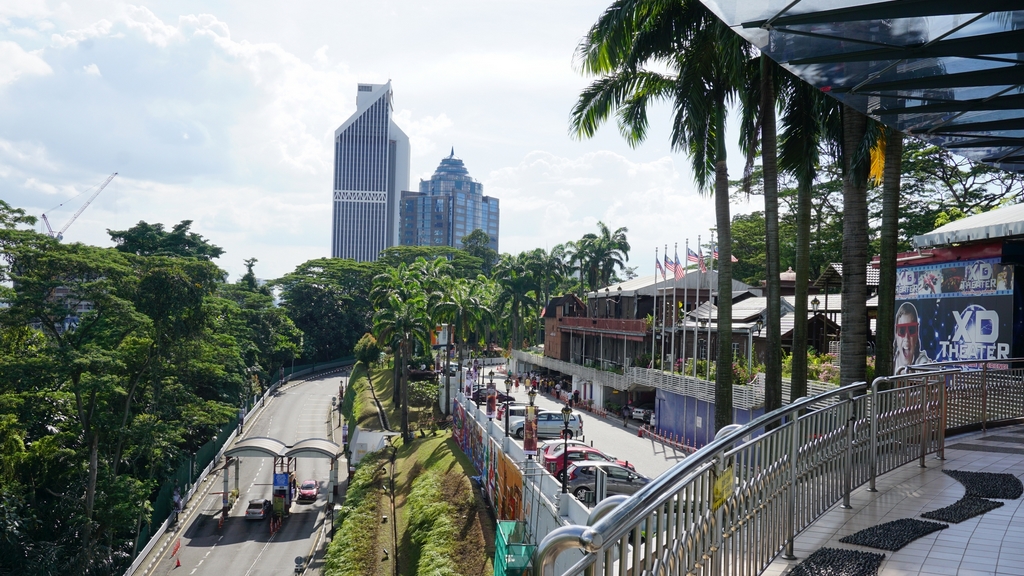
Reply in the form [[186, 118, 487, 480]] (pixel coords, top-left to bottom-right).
[[534, 366, 969, 576]]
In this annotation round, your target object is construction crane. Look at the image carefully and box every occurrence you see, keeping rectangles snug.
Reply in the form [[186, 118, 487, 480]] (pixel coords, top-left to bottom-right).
[[41, 172, 118, 241]]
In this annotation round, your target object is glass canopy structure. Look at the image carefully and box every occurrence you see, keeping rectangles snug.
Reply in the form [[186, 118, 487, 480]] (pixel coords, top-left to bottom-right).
[[701, 1, 1024, 173]]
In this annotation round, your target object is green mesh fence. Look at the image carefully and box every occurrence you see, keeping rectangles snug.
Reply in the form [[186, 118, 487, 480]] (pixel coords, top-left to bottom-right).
[[495, 521, 534, 576]]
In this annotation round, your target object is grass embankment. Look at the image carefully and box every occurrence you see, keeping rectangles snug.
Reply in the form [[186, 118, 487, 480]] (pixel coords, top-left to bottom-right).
[[327, 361, 495, 576]]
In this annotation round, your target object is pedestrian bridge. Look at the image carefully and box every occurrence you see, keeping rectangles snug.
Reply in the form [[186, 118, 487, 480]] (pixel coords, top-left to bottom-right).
[[533, 360, 1024, 575]]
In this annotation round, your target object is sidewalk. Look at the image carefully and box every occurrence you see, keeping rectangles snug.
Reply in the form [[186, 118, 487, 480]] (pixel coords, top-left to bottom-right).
[[763, 425, 1024, 576]]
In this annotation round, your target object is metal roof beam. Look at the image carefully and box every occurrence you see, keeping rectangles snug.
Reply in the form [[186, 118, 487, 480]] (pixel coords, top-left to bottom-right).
[[742, 0, 1014, 28]]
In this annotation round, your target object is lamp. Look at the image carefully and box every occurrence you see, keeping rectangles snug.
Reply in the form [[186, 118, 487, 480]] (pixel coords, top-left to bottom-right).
[[755, 316, 764, 334], [811, 296, 820, 314], [560, 403, 573, 494], [503, 376, 512, 437]]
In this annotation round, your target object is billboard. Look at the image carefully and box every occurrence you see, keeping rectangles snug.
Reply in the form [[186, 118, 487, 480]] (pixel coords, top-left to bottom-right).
[[895, 258, 1014, 370]]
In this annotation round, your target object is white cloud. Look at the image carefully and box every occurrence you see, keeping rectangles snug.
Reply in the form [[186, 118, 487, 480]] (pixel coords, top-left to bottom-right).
[[82, 62, 100, 76], [0, 40, 51, 86]]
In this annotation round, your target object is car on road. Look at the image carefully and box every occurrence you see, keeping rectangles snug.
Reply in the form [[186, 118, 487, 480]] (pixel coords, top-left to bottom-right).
[[539, 439, 589, 456], [565, 462, 651, 503], [471, 388, 516, 404], [631, 402, 655, 423], [297, 479, 318, 502], [508, 410, 583, 440], [543, 445, 636, 480], [245, 498, 271, 520]]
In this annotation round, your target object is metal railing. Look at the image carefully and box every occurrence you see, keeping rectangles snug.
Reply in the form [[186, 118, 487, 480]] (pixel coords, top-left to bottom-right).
[[533, 360, 1024, 575]]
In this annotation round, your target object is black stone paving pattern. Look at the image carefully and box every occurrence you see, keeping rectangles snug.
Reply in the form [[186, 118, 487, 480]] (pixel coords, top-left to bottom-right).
[[943, 469, 1024, 499], [838, 519, 948, 552], [920, 496, 1003, 523], [944, 442, 1024, 455], [787, 548, 886, 576]]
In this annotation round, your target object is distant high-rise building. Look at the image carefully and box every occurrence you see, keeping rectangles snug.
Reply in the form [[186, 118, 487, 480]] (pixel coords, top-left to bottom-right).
[[400, 149, 499, 252], [331, 82, 410, 261]]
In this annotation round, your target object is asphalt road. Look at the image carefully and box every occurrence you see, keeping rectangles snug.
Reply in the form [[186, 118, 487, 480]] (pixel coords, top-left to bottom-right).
[[504, 391, 689, 481], [147, 372, 346, 576]]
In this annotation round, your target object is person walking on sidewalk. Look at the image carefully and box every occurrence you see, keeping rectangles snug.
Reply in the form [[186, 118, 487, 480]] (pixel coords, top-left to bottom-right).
[[621, 404, 630, 427]]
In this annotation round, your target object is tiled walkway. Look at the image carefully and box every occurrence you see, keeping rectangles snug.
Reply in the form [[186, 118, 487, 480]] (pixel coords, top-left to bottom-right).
[[763, 425, 1024, 576]]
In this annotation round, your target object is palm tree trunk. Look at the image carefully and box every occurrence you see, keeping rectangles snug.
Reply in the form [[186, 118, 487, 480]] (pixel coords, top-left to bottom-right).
[[840, 105, 869, 387], [401, 341, 411, 440], [714, 102, 734, 432], [761, 55, 782, 415], [791, 171, 812, 401], [876, 129, 903, 379]]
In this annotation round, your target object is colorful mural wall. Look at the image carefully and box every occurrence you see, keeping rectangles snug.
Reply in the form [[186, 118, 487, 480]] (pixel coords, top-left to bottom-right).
[[452, 402, 524, 520]]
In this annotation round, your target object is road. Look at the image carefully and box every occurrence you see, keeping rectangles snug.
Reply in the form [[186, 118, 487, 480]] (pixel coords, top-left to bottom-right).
[[505, 391, 689, 481], [147, 372, 346, 576]]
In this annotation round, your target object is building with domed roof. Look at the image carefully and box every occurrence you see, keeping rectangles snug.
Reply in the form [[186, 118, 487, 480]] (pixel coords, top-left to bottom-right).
[[400, 149, 499, 252]]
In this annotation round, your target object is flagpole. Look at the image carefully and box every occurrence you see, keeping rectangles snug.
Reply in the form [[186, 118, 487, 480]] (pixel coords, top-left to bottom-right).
[[670, 243, 677, 374], [680, 240, 688, 378], [661, 244, 668, 371], [693, 235, 700, 379], [651, 247, 658, 368], [707, 231, 714, 382]]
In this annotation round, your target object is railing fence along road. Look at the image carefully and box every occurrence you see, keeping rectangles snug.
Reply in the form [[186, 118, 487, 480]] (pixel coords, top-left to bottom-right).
[[533, 359, 1024, 576]]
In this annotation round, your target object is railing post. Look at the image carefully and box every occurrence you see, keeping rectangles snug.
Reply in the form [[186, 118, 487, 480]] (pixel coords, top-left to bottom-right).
[[982, 363, 989, 431], [842, 395, 854, 509], [868, 378, 881, 492], [919, 378, 928, 468], [938, 373, 948, 461], [783, 411, 799, 560]]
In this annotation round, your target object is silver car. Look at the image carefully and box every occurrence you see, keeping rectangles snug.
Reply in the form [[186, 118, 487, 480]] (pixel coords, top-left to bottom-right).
[[509, 410, 583, 439], [565, 461, 650, 502]]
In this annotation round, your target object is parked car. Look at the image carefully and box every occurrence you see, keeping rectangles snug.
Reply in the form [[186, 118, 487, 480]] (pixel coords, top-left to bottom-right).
[[539, 439, 589, 456], [543, 445, 635, 480], [509, 410, 583, 440], [631, 402, 655, 423], [565, 462, 651, 503], [471, 388, 516, 404], [297, 479, 318, 502], [501, 404, 529, 420], [245, 498, 271, 520]]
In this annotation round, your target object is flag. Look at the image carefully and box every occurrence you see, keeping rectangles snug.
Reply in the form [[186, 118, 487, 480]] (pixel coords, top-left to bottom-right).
[[712, 249, 740, 263], [686, 248, 700, 264], [698, 248, 707, 273], [664, 254, 674, 278], [672, 252, 686, 277], [655, 256, 665, 279]]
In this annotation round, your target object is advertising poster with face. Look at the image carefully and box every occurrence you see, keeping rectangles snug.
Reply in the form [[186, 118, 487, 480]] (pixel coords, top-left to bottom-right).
[[895, 258, 1014, 370], [523, 405, 538, 456], [486, 387, 497, 419]]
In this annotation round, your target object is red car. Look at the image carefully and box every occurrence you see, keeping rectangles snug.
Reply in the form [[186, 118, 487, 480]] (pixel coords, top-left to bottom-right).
[[297, 479, 318, 502], [544, 445, 635, 480]]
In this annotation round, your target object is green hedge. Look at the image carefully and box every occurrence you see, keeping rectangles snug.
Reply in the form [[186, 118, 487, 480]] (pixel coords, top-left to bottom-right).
[[323, 449, 387, 576], [407, 471, 460, 576]]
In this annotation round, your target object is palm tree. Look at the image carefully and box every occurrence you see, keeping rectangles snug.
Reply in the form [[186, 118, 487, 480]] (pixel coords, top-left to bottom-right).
[[572, 0, 750, 431], [493, 254, 537, 349], [432, 278, 491, 411], [591, 221, 630, 288], [778, 73, 840, 400], [840, 105, 872, 387], [876, 128, 904, 379], [371, 264, 421, 403], [373, 291, 429, 441]]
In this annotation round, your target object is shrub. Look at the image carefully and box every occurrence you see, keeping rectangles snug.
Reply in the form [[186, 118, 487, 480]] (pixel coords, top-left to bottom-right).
[[324, 450, 387, 576], [407, 471, 460, 575]]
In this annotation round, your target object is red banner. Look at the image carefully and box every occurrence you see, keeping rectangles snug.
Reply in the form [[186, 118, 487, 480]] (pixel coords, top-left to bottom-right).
[[523, 405, 538, 456]]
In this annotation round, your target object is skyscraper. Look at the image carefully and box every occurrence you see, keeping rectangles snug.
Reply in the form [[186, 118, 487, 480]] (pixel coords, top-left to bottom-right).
[[400, 149, 499, 252], [331, 82, 410, 261]]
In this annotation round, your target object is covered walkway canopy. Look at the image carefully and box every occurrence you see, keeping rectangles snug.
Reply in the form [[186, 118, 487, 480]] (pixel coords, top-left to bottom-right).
[[703, 1, 1024, 174], [224, 436, 341, 459]]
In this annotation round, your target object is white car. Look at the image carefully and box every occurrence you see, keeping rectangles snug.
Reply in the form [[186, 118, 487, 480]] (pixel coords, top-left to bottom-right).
[[509, 410, 583, 440]]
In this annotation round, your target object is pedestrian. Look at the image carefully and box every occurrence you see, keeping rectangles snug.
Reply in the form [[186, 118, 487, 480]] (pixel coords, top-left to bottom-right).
[[622, 404, 630, 427]]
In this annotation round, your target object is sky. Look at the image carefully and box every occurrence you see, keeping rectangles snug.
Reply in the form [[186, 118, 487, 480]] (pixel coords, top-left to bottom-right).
[[1, 1, 761, 281]]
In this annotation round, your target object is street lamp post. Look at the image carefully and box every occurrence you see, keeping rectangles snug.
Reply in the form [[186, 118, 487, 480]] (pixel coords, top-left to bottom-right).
[[527, 386, 537, 460], [560, 403, 572, 494], [811, 296, 821, 350], [503, 378, 512, 437]]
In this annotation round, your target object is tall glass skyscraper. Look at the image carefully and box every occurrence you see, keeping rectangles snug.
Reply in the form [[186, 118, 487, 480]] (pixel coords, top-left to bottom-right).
[[331, 82, 410, 261], [400, 150, 499, 252]]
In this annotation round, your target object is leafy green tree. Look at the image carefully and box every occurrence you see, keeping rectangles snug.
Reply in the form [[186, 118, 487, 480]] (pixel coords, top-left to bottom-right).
[[276, 258, 375, 362], [353, 333, 382, 368], [373, 289, 430, 440], [460, 229, 498, 275], [378, 245, 484, 279], [108, 220, 225, 260], [492, 254, 536, 350]]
